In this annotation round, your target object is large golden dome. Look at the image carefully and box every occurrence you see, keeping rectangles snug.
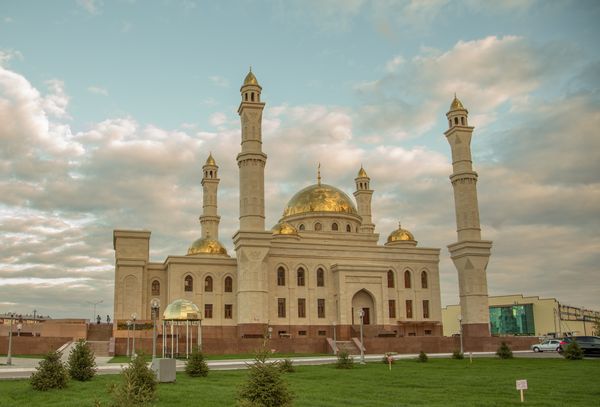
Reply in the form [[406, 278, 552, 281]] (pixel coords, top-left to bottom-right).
[[387, 223, 415, 243], [163, 299, 201, 321], [283, 184, 358, 217], [187, 237, 227, 255]]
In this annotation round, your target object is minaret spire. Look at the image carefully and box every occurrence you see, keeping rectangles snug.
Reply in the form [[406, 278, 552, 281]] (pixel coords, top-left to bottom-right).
[[354, 164, 375, 233], [200, 153, 220, 240], [317, 163, 321, 186]]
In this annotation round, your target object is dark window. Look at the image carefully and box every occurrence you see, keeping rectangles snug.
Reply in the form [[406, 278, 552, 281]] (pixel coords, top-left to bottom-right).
[[298, 298, 306, 318], [404, 270, 411, 288], [454, 117, 458, 125], [346, 224, 351, 232], [277, 267, 286, 286], [461, 117, 465, 125], [224, 304, 232, 319], [278, 298, 286, 318], [425, 329, 432, 335], [184, 276, 193, 292], [297, 268, 305, 286], [421, 271, 428, 289], [314, 222, 322, 231], [298, 330, 307, 336], [387, 270, 395, 288], [423, 300, 430, 319], [224, 276, 233, 292], [332, 222, 338, 231], [251, 92, 255, 101], [205, 276, 213, 292], [299, 224, 305, 231], [389, 300, 396, 318], [406, 300, 413, 319], [316, 268, 324, 287], [151, 280, 160, 296], [204, 304, 213, 319], [318, 299, 325, 318], [318, 330, 326, 336], [245, 93, 248, 101]]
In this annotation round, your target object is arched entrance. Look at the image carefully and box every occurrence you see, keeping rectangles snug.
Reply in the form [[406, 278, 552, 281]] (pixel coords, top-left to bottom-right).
[[351, 289, 375, 325]]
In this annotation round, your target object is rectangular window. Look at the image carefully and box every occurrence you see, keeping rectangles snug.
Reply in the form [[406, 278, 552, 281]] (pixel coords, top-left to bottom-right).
[[204, 304, 213, 319], [388, 300, 396, 319], [406, 300, 413, 319], [318, 330, 326, 336], [298, 298, 306, 318], [317, 299, 325, 318], [278, 298, 286, 318], [423, 300, 430, 319], [298, 330, 307, 336], [424, 329, 432, 335], [224, 304, 232, 319]]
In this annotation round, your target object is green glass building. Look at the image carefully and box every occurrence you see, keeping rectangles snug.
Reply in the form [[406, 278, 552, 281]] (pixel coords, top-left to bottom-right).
[[489, 304, 535, 335]]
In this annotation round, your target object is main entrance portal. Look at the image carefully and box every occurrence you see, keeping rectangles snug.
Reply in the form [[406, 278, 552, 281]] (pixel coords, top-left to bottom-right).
[[351, 289, 375, 325]]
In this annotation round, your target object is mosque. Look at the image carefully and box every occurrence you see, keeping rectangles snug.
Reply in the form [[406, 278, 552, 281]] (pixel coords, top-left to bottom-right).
[[113, 70, 491, 343]]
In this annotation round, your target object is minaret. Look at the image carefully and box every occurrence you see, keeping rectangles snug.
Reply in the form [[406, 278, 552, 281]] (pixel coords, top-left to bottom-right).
[[353, 166, 375, 233], [200, 153, 220, 240], [233, 69, 272, 336], [445, 95, 493, 338], [237, 68, 267, 231]]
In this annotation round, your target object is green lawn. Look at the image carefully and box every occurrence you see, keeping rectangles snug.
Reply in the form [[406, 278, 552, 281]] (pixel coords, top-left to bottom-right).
[[108, 352, 329, 363], [0, 358, 598, 406]]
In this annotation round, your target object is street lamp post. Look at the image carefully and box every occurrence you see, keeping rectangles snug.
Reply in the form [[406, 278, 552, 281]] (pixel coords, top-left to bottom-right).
[[87, 299, 103, 323], [332, 321, 337, 354], [131, 313, 137, 357], [6, 313, 14, 366], [126, 320, 132, 357], [358, 309, 365, 364], [150, 299, 160, 360], [458, 314, 464, 354]]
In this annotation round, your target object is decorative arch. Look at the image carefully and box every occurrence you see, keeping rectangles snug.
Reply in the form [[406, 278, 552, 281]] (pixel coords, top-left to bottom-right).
[[331, 222, 339, 231], [421, 270, 428, 289], [298, 224, 305, 231], [351, 289, 376, 325], [224, 275, 233, 292], [314, 222, 322, 231], [316, 267, 325, 287], [387, 270, 395, 288], [184, 275, 194, 292], [346, 224, 352, 232], [276, 265, 286, 286], [404, 270, 412, 289], [204, 275, 213, 292], [151, 279, 160, 296], [297, 267, 306, 286]]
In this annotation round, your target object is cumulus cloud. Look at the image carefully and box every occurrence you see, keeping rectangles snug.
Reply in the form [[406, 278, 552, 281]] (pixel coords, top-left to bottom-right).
[[88, 86, 109, 96], [76, 0, 103, 15]]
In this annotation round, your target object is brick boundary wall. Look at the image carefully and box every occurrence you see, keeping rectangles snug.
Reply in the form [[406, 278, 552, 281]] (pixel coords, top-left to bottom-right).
[[0, 337, 72, 355]]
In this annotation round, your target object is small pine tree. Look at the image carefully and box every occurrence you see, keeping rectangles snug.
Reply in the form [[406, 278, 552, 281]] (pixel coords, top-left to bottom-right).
[[68, 339, 97, 381], [417, 351, 428, 363], [278, 359, 295, 373], [562, 341, 584, 360], [31, 351, 69, 391], [452, 350, 464, 360], [111, 354, 157, 406], [496, 342, 513, 359], [237, 348, 294, 407], [185, 347, 209, 377], [335, 350, 354, 369]]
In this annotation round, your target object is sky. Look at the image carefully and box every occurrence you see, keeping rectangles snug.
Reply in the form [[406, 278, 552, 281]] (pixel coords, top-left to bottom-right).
[[0, 0, 599, 320]]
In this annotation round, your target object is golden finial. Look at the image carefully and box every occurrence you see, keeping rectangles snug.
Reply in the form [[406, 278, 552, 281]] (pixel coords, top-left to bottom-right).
[[317, 163, 321, 186]]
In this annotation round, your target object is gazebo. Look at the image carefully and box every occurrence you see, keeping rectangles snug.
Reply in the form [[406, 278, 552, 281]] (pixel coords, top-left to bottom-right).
[[161, 299, 203, 359]]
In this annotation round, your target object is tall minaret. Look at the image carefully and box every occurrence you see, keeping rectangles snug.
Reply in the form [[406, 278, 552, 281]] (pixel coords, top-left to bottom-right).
[[445, 95, 493, 338], [237, 68, 267, 231], [233, 69, 272, 336], [353, 166, 375, 233], [200, 153, 220, 240]]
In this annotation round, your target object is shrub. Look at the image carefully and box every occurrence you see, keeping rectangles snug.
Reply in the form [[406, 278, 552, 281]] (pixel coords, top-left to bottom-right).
[[496, 342, 513, 359], [185, 347, 209, 377], [68, 339, 97, 381], [31, 351, 69, 391], [335, 350, 354, 369], [417, 351, 428, 363], [382, 353, 395, 364], [278, 358, 295, 373], [562, 341, 584, 360], [452, 350, 464, 360], [237, 350, 293, 407], [111, 354, 157, 406]]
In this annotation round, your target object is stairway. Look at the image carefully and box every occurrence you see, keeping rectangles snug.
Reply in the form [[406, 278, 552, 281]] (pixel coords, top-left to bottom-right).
[[87, 324, 113, 341], [87, 340, 110, 357], [335, 341, 360, 355]]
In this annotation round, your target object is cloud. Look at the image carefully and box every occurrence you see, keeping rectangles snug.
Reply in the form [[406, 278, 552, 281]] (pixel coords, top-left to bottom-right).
[[76, 0, 103, 14], [0, 49, 24, 66], [209, 75, 229, 87], [87, 86, 108, 96]]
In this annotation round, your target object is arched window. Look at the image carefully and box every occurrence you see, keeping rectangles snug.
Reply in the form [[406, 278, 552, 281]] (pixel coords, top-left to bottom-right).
[[277, 267, 286, 286], [251, 92, 255, 101], [454, 117, 458, 125], [421, 271, 428, 289], [460, 117, 465, 125], [245, 93, 248, 101], [184, 275, 193, 292], [332, 222, 338, 231], [224, 276, 233, 292], [297, 268, 305, 286], [314, 222, 322, 231], [205, 276, 213, 292], [317, 268, 324, 287], [298, 224, 305, 231], [404, 270, 411, 289], [346, 224, 352, 232], [387, 270, 394, 288], [152, 280, 160, 296]]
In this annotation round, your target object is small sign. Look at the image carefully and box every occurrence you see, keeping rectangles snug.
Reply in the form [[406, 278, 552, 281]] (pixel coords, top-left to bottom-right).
[[516, 380, 528, 390]]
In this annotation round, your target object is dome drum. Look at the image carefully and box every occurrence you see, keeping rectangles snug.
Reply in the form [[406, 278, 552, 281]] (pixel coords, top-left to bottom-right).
[[187, 237, 228, 256], [163, 299, 201, 321]]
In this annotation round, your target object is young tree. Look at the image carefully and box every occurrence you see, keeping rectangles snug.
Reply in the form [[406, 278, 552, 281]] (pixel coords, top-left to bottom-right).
[[562, 341, 584, 360], [238, 348, 294, 407], [335, 350, 354, 369], [417, 351, 428, 363], [68, 339, 97, 381], [185, 347, 209, 377], [111, 354, 157, 406], [31, 351, 69, 391], [496, 342, 513, 359]]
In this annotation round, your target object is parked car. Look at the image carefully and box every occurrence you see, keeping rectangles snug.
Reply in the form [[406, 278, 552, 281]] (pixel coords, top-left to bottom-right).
[[531, 339, 562, 352], [559, 336, 600, 355]]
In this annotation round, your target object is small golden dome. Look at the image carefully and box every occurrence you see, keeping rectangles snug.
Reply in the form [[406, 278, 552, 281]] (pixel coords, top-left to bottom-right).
[[283, 184, 358, 217], [205, 153, 216, 166], [387, 223, 415, 243], [450, 94, 465, 111], [272, 222, 298, 235], [243, 69, 258, 86], [358, 166, 368, 178], [163, 299, 201, 321], [187, 237, 227, 255]]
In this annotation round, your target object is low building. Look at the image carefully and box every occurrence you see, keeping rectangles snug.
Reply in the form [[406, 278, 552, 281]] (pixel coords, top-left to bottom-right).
[[442, 294, 600, 337]]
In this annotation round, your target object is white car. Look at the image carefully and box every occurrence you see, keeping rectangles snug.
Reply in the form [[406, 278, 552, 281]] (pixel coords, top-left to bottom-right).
[[531, 339, 562, 352]]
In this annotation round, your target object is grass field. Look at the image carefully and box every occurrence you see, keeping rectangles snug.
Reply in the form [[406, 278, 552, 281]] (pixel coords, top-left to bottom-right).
[[0, 358, 598, 406]]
